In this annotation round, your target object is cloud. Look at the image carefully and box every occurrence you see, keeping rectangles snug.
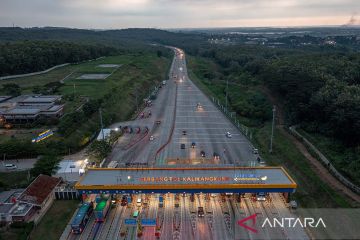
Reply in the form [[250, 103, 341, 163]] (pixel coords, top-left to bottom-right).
[[0, 0, 359, 28]]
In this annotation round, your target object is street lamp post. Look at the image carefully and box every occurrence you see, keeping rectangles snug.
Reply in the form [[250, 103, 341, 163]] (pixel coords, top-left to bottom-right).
[[269, 105, 276, 153], [225, 79, 229, 110]]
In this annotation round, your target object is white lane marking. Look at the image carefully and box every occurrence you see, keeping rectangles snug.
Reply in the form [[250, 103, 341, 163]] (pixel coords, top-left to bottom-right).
[[175, 127, 237, 130], [173, 133, 241, 136], [176, 110, 220, 113], [176, 105, 214, 107], [175, 122, 230, 125], [173, 141, 247, 144], [175, 116, 224, 118]]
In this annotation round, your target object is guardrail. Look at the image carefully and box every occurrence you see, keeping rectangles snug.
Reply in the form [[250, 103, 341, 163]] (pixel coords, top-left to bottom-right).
[[211, 96, 253, 142], [288, 126, 360, 194]]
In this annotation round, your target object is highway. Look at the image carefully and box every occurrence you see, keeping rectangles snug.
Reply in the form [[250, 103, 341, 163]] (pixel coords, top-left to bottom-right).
[[156, 48, 257, 166], [108, 47, 257, 166], [60, 48, 309, 240]]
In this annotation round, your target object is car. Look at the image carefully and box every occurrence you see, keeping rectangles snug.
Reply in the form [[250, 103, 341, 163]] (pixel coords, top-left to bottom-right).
[[226, 132, 232, 138], [213, 152, 220, 160], [149, 135, 154, 141], [256, 192, 266, 201], [5, 164, 17, 170], [191, 142, 196, 148], [200, 151, 206, 157], [197, 103, 202, 109], [210, 193, 217, 198], [253, 148, 259, 154], [180, 144, 186, 149], [182, 130, 187, 135], [259, 159, 266, 166], [155, 120, 161, 124]]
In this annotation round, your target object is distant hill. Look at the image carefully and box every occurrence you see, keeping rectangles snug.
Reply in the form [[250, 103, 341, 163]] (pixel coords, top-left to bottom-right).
[[0, 27, 205, 48]]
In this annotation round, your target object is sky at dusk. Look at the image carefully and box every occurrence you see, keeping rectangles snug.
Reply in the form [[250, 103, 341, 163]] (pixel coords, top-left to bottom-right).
[[1, 0, 359, 29]]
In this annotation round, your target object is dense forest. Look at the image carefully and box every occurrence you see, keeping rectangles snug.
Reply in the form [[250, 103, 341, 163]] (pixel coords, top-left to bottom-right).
[[189, 45, 360, 146], [0, 41, 118, 76]]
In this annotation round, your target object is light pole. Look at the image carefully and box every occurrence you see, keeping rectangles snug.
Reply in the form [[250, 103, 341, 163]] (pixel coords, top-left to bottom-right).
[[225, 79, 229, 110], [99, 108, 105, 140], [269, 105, 276, 153]]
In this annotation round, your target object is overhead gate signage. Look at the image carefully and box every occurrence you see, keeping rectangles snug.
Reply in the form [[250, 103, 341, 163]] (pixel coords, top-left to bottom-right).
[[139, 176, 231, 182], [125, 219, 137, 225], [141, 219, 156, 226]]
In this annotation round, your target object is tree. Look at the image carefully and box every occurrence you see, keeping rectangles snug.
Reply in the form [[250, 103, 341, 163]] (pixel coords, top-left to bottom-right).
[[31, 154, 61, 177], [2, 83, 21, 96], [86, 140, 112, 163]]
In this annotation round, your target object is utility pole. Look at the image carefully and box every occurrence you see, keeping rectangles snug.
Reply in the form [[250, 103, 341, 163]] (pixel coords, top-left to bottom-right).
[[99, 108, 105, 140], [269, 105, 276, 153], [225, 79, 229, 110]]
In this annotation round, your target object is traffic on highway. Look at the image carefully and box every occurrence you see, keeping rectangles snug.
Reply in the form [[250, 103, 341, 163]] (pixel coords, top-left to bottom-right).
[[60, 48, 308, 240]]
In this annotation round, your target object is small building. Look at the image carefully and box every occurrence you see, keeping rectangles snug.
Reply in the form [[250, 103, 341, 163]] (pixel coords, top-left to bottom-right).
[[8, 203, 34, 222], [2, 108, 41, 122], [55, 160, 86, 182], [0, 95, 64, 123], [97, 128, 112, 141], [17, 175, 61, 209]]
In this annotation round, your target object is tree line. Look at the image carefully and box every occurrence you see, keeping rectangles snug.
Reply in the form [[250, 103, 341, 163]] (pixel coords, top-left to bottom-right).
[[0, 40, 118, 76]]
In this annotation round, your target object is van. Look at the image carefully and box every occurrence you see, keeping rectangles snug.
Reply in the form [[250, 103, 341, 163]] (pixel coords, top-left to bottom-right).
[[5, 164, 17, 170]]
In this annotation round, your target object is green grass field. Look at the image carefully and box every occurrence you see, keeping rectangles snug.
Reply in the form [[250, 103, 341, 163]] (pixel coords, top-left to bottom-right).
[[30, 200, 79, 240], [0, 170, 31, 189]]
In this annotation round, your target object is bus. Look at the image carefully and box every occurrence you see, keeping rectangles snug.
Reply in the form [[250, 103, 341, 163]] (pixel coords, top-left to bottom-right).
[[108, 161, 118, 168], [71, 202, 94, 234], [133, 210, 139, 218]]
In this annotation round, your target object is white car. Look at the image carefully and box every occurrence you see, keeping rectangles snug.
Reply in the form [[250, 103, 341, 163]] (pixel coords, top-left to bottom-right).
[[226, 132, 232, 138], [149, 135, 154, 141], [5, 164, 17, 170], [256, 192, 266, 201]]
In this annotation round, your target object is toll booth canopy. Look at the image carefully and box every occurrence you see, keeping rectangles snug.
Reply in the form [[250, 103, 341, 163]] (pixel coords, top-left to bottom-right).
[[75, 167, 297, 194]]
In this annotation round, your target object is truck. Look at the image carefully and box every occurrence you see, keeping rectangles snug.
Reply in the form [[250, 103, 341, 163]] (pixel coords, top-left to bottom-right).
[[94, 195, 111, 222], [158, 196, 164, 208]]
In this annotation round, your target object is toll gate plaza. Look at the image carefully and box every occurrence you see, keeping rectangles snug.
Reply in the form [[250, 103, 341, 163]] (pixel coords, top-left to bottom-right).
[[75, 166, 297, 195]]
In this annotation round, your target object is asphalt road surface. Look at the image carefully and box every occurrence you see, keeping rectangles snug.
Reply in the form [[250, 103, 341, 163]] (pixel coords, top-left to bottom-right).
[[156, 48, 257, 166], [109, 47, 257, 166]]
